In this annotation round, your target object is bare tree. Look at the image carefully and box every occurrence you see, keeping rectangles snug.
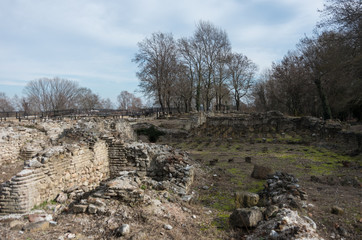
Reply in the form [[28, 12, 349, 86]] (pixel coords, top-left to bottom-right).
[[76, 87, 101, 109], [0, 92, 14, 112], [194, 21, 231, 111], [23, 78, 80, 111], [227, 53, 257, 111], [99, 98, 114, 109], [133, 32, 178, 113], [117, 91, 142, 111]]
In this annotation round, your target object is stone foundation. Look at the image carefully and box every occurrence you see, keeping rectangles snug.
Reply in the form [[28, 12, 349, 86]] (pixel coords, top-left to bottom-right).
[[0, 141, 109, 215], [0, 118, 194, 215]]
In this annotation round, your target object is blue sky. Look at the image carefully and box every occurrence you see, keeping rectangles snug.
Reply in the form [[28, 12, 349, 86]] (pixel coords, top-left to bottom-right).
[[0, 0, 324, 103]]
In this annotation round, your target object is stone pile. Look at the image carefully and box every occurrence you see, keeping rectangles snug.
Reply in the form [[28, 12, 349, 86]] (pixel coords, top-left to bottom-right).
[[230, 172, 324, 239], [246, 208, 323, 240], [259, 172, 308, 209]]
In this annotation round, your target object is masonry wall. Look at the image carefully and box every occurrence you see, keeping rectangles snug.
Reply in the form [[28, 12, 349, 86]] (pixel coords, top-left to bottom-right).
[[108, 141, 151, 178], [0, 141, 109, 215], [197, 111, 362, 154]]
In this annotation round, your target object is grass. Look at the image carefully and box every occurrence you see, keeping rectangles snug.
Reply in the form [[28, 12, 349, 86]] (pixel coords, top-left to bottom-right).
[[32, 200, 57, 210]]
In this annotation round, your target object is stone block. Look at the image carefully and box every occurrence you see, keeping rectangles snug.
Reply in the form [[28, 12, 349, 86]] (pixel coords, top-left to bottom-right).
[[23, 221, 50, 232], [73, 204, 88, 213], [235, 192, 259, 208], [251, 164, 273, 180], [229, 208, 263, 228]]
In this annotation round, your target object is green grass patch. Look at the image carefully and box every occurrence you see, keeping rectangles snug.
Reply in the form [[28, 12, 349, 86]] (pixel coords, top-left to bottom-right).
[[199, 191, 234, 212], [32, 200, 57, 210], [246, 180, 265, 193], [211, 212, 231, 230]]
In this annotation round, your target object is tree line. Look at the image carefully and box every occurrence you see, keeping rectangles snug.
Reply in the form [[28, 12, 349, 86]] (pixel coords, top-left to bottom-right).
[[253, 0, 362, 120], [0, 78, 142, 113], [134, 0, 361, 120], [133, 20, 257, 113]]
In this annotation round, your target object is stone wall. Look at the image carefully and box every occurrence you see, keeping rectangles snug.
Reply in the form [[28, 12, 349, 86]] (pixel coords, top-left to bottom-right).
[[197, 111, 362, 154], [0, 118, 194, 215], [0, 141, 109, 215]]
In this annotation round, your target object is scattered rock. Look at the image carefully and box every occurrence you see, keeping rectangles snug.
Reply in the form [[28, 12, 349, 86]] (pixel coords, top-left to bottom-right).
[[251, 164, 273, 179], [115, 224, 130, 236], [9, 220, 25, 230], [28, 213, 52, 223], [163, 224, 173, 230], [56, 192, 68, 203], [264, 205, 279, 219], [235, 192, 259, 208], [331, 206, 344, 215], [229, 207, 263, 228], [23, 221, 50, 233], [72, 204, 88, 213], [88, 204, 98, 214]]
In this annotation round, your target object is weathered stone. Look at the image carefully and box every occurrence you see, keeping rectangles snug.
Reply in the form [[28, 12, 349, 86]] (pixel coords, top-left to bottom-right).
[[73, 204, 88, 213], [88, 204, 98, 214], [28, 213, 52, 223], [246, 209, 322, 240], [0, 119, 194, 216], [116, 224, 130, 236], [235, 192, 259, 208], [331, 206, 344, 215], [9, 220, 25, 230], [107, 217, 119, 230], [251, 164, 273, 180], [164, 224, 173, 230], [27, 159, 43, 168], [230, 208, 263, 228], [56, 192, 68, 203], [23, 221, 50, 232], [264, 205, 279, 219]]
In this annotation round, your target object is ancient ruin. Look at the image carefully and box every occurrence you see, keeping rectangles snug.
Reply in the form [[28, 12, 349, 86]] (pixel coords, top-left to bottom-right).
[[0, 112, 360, 239], [0, 118, 194, 215]]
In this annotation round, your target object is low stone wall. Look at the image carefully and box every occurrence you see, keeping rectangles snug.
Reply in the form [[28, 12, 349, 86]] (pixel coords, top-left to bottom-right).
[[197, 111, 362, 154], [0, 141, 109, 215]]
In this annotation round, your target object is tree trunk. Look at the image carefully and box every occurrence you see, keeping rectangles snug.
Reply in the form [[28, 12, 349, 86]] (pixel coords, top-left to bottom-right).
[[314, 77, 332, 119]]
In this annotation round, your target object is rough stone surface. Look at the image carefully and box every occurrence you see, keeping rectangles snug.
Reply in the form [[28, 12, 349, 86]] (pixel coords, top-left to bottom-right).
[[246, 208, 323, 240], [229, 207, 263, 228], [0, 118, 194, 215], [235, 192, 259, 208], [259, 172, 306, 209], [23, 221, 50, 233], [251, 164, 273, 180], [117, 224, 130, 236], [331, 206, 344, 215]]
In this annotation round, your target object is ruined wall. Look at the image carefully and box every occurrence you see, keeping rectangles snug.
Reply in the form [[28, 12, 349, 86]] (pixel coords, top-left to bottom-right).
[[0, 141, 109, 215], [197, 111, 362, 154]]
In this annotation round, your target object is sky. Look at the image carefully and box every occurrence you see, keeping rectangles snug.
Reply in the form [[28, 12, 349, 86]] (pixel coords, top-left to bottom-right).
[[0, 0, 324, 103]]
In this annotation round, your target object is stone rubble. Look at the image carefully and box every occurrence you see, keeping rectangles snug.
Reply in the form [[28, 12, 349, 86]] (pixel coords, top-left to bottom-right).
[[230, 172, 324, 239], [0, 118, 194, 215]]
